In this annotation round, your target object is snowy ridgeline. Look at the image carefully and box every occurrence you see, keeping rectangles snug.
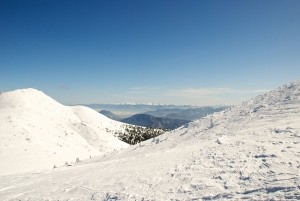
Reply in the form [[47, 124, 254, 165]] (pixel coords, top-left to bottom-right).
[[0, 81, 300, 200], [0, 89, 131, 175], [0, 88, 170, 175]]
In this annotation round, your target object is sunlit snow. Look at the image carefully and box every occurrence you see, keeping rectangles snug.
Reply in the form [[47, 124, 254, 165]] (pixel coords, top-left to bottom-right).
[[0, 81, 299, 200]]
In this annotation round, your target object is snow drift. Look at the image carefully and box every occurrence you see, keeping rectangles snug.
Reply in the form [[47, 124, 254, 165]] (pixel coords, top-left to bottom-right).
[[0, 88, 128, 175], [0, 81, 300, 200]]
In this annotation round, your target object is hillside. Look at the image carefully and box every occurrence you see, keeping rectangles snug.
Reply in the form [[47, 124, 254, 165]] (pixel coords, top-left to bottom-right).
[[0, 89, 129, 175], [0, 81, 299, 200], [121, 113, 190, 129], [99, 110, 122, 121], [144, 106, 228, 121]]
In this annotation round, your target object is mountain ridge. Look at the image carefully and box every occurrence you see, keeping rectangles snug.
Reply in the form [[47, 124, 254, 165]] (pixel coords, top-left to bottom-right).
[[121, 113, 190, 129], [0, 81, 299, 200], [0, 88, 129, 175], [143, 106, 228, 121]]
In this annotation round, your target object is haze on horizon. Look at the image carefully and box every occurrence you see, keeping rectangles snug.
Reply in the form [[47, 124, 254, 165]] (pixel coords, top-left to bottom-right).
[[1, 0, 299, 105]]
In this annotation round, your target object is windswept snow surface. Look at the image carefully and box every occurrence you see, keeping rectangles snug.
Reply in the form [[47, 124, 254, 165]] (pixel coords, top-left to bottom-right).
[[0, 89, 128, 175], [1, 81, 300, 200]]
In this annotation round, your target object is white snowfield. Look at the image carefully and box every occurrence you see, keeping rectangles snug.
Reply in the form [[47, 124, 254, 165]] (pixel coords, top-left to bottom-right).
[[0, 88, 129, 175], [1, 81, 300, 200]]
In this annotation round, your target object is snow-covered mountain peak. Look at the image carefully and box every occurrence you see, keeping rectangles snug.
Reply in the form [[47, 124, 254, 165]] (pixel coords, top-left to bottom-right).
[[0, 88, 47, 98], [0, 88, 61, 109], [0, 88, 129, 175]]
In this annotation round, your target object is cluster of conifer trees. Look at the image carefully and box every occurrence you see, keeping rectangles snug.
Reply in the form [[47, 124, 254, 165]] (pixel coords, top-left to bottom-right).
[[115, 125, 169, 145]]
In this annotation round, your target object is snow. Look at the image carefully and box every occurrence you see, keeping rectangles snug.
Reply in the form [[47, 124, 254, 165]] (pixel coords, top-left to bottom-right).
[[0, 88, 128, 175], [0, 81, 300, 200]]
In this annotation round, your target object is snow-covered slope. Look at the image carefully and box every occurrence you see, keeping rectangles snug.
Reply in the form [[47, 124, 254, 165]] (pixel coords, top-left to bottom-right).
[[0, 88, 128, 175], [0, 81, 300, 200]]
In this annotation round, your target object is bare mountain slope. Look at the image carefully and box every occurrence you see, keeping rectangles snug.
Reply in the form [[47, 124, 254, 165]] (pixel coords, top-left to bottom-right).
[[0, 81, 299, 200], [0, 88, 128, 175]]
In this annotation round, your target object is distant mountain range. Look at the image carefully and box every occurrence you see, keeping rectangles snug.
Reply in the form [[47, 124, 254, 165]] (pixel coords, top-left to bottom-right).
[[84, 103, 220, 115], [144, 106, 228, 121], [121, 114, 190, 129], [99, 106, 228, 129]]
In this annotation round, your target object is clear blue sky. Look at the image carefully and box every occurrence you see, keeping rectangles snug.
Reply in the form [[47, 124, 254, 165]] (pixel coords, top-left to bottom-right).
[[1, 0, 299, 105]]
